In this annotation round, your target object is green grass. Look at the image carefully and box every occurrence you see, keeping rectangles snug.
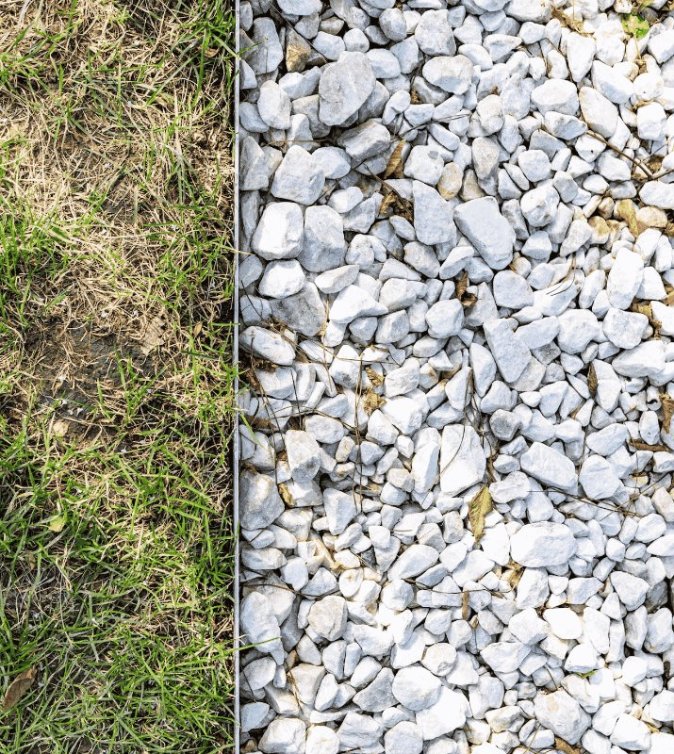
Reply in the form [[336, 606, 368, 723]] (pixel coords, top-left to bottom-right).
[[0, 1, 236, 751]]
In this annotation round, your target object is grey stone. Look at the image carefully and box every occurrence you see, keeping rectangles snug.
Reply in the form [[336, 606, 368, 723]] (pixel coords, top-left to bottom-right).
[[271, 146, 325, 205], [252, 203, 304, 261], [413, 182, 454, 245], [510, 523, 577, 567], [240, 471, 285, 530], [483, 319, 531, 384], [247, 18, 284, 74], [259, 718, 307, 754], [240, 326, 296, 366], [257, 81, 291, 129], [241, 592, 284, 664], [422, 55, 473, 94], [241, 136, 269, 191], [454, 198, 515, 270], [271, 283, 326, 337], [319, 52, 376, 126], [258, 260, 306, 298], [299, 205, 346, 272]]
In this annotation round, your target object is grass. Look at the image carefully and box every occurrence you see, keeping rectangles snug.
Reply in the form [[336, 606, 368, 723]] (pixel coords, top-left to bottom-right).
[[0, 1, 236, 751]]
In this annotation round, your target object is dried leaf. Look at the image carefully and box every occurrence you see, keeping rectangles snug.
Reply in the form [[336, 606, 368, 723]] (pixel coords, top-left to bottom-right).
[[140, 314, 166, 355], [51, 419, 69, 438], [506, 560, 523, 589], [362, 391, 383, 414], [551, 7, 587, 33], [661, 393, 674, 433], [615, 199, 639, 236], [630, 301, 662, 334], [379, 192, 396, 216], [648, 155, 664, 173], [587, 363, 598, 396], [2, 668, 36, 711], [383, 141, 405, 179], [461, 590, 470, 620], [629, 439, 670, 452], [378, 189, 413, 221], [314, 538, 339, 571], [554, 736, 580, 754], [631, 301, 653, 318], [455, 272, 469, 300], [456, 272, 477, 308], [365, 367, 384, 387], [47, 515, 66, 533], [468, 486, 492, 543], [278, 483, 293, 506]]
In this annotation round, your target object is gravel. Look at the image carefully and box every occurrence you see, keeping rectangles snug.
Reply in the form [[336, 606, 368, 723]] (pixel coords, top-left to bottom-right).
[[238, 0, 674, 751]]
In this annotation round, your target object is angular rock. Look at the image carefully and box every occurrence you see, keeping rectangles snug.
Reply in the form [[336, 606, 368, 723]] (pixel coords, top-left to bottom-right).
[[319, 52, 376, 126], [510, 523, 577, 568], [454, 198, 515, 270], [252, 203, 304, 261], [520, 442, 578, 494], [440, 425, 486, 495], [534, 689, 591, 745]]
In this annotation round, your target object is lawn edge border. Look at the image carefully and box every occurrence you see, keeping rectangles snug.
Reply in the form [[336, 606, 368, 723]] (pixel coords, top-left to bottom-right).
[[233, 0, 242, 747]]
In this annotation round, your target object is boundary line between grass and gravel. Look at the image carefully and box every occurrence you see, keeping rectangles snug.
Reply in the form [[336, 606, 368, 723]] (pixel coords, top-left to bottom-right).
[[233, 0, 242, 749]]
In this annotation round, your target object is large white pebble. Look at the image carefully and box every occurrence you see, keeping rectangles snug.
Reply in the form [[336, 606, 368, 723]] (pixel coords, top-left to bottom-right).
[[511, 523, 576, 567]]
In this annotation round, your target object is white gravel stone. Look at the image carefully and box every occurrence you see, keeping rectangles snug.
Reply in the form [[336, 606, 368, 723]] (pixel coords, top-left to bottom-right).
[[532, 79, 579, 115], [240, 0, 674, 748], [389, 544, 439, 580], [259, 719, 306, 754], [454, 198, 515, 270], [649, 691, 674, 722], [257, 81, 291, 130], [579, 455, 622, 500], [425, 299, 463, 339], [271, 146, 324, 205], [308, 596, 348, 641], [241, 471, 285, 529], [520, 442, 578, 494], [416, 687, 468, 740], [422, 55, 473, 94], [611, 715, 651, 751], [610, 571, 650, 611], [534, 689, 591, 745], [318, 52, 376, 126], [439, 425, 486, 495], [391, 666, 441, 711], [241, 592, 284, 664], [510, 523, 577, 568], [306, 727, 339, 754], [640, 181, 674, 210], [483, 319, 531, 384], [607, 248, 644, 310], [252, 203, 304, 261], [413, 182, 453, 246]]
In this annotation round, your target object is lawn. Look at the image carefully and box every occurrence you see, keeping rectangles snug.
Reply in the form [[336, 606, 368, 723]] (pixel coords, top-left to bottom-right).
[[0, 1, 237, 751]]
